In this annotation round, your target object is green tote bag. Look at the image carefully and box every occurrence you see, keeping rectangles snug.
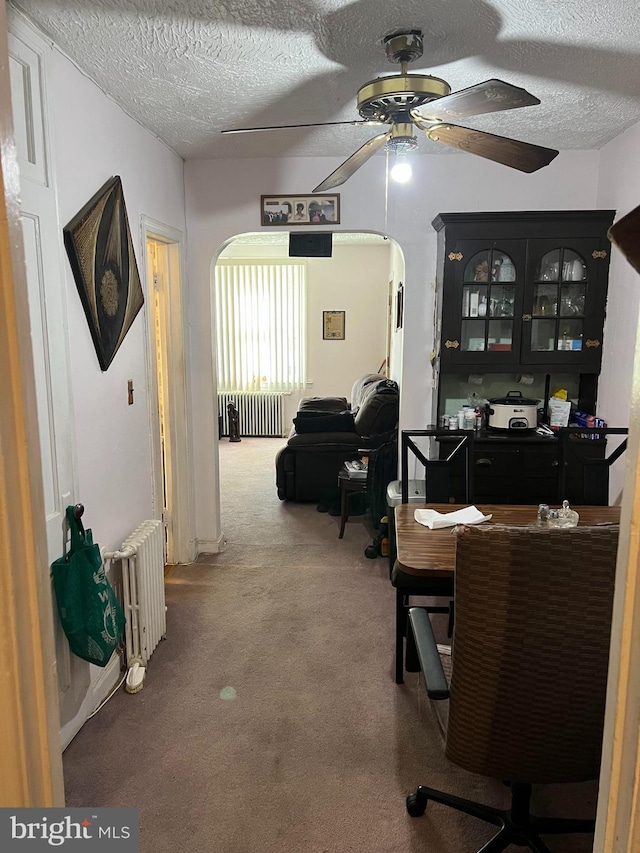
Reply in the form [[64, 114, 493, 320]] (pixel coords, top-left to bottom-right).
[[52, 506, 125, 666]]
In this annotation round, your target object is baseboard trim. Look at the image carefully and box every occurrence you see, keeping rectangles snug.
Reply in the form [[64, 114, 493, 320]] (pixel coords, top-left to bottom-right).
[[196, 533, 226, 555]]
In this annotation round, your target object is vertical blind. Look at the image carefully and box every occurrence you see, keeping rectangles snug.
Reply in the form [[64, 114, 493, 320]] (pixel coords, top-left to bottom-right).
[[215, 261, 307, 392]]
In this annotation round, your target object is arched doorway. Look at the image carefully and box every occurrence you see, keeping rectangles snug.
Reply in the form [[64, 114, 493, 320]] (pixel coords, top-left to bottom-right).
[[210, 230, 405, 532]]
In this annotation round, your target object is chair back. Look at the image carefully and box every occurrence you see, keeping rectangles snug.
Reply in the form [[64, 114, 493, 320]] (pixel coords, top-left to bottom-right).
[[445, 524, 619, 784], [401, 429, 474, 504], [557, 427, 628, 505]]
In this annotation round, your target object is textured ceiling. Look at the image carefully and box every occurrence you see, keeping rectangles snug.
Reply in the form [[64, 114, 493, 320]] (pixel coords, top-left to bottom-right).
[[10, 0, 640, 161]]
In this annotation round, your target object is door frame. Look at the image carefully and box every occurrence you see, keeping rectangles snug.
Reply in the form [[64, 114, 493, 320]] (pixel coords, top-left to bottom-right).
[[141, 216, 195, 565], [0, 0, 64, 805]]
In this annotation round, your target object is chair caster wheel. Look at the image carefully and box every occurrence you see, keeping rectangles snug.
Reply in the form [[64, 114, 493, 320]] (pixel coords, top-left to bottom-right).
[[406, 791, 428, 817]]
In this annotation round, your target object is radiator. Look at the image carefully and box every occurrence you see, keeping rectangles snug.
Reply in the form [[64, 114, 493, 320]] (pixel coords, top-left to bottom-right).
[[218, 392, 285, 437], [104, 519, 166, 693]]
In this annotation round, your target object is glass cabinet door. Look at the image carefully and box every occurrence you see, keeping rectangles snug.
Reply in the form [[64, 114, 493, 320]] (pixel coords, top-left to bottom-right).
[[459, 247, 518, 356], [530, 248, 587, 354], [523, 237, 604, 367]]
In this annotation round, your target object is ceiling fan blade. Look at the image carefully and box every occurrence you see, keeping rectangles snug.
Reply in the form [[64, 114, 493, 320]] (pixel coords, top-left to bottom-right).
[[608, 206, 640, 275], [411, 79, 540, 122], [312, 131, 392, 192], [425, 123, 558, 173], [221, 119, 382, 135]]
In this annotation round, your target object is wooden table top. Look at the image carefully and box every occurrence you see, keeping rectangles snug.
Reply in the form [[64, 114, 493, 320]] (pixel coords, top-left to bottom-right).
[[394, 503, 622, 576]]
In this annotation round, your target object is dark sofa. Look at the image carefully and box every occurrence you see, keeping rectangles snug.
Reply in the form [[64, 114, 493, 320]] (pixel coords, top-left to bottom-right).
[[275, 373, 399, 503]]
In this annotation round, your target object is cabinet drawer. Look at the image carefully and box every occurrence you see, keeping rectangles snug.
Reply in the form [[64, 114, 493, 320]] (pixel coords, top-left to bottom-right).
[[474, 449, 520, 477]]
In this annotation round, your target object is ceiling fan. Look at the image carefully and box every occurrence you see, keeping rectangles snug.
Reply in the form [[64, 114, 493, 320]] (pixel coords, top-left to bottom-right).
[[221, 30, 559, 193]]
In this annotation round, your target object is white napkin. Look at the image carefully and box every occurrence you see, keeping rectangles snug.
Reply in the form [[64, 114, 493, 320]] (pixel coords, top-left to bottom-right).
[[414, 506, 492, 530]]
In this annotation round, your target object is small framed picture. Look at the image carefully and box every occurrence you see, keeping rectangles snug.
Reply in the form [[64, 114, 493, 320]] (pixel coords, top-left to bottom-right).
[[323, 310, 345, 340], [261, 194, 340, 226]]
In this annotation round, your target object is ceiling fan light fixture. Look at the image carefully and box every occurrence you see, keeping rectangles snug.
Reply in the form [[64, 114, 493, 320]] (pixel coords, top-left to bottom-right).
[[386, 136, 418, 153], [390, 159, 412, 183], [386, 121, 418, 153]]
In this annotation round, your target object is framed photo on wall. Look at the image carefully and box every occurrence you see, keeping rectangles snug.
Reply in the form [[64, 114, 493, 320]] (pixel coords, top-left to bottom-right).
[[323, 310, 345, 340], [261, 194, 340, 226]]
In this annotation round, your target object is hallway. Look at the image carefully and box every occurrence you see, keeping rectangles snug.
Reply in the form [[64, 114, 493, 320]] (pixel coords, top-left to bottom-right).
[[61, 438, 597, 852]]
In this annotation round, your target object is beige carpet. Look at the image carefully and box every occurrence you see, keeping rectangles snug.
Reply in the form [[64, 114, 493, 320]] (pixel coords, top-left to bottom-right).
[[62, 438, 598, 852]]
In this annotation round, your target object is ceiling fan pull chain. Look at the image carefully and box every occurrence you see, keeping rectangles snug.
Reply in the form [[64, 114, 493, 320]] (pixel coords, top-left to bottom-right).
[[384, 149, 389, 231]]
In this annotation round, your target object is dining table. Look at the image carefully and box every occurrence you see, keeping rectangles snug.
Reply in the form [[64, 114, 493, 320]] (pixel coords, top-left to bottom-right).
[[394, 503, 622, 578], [391, 502, 622, 684]]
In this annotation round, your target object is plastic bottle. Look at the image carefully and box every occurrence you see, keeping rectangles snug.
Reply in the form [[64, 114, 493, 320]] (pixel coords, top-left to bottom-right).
[[500, 258, 516, 281], [463, 409, 476, 430]]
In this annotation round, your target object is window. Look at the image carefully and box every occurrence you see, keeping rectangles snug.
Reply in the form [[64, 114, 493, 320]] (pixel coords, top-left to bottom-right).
[[214, 261, 307, 392]]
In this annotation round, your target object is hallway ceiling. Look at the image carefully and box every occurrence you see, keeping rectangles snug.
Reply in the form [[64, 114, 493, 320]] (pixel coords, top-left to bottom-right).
[[11, 0, 640, 161]]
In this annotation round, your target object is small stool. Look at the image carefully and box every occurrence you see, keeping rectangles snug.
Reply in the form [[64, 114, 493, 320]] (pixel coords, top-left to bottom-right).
[[338, 467, 368, 538]]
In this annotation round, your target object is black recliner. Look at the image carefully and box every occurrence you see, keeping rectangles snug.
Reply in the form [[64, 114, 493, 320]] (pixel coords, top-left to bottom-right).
[[275, 373, 399, 504]]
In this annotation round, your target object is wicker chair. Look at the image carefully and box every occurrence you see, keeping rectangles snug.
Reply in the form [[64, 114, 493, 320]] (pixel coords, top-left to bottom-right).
[[405, 523, 619, 853]]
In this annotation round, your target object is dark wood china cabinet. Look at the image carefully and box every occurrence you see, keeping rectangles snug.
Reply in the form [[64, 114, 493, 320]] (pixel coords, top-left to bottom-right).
[[432, 210, 616, 504]]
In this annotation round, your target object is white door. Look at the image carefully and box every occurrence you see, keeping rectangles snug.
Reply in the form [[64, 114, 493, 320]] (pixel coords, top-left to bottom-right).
[[146, 239, 171, 556], [8, 24, 89, 731], [144, 222, 194, 565]]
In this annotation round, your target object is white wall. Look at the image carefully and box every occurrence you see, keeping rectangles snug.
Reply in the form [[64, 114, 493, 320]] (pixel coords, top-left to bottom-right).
[[8, 13, 188, 746], [388, 239, 405, 389], [185, 150, 599, 542], [596, 119, 640, 500], [305, 244, 390, 401], [216, 239, 392, 427], [48, 48, 186, 550]]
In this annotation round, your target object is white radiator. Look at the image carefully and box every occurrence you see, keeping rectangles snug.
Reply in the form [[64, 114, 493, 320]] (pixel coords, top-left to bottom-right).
[[104, 519, 166, 693], [218, 392, 285, 437]]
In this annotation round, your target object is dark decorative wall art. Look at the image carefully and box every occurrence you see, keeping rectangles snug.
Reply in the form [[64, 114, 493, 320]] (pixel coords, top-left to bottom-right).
[[63, 176, 144, 370]]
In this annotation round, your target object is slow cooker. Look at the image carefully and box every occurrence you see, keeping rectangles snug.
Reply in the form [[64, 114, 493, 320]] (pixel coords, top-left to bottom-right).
[[486, 391, 539, 430]]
